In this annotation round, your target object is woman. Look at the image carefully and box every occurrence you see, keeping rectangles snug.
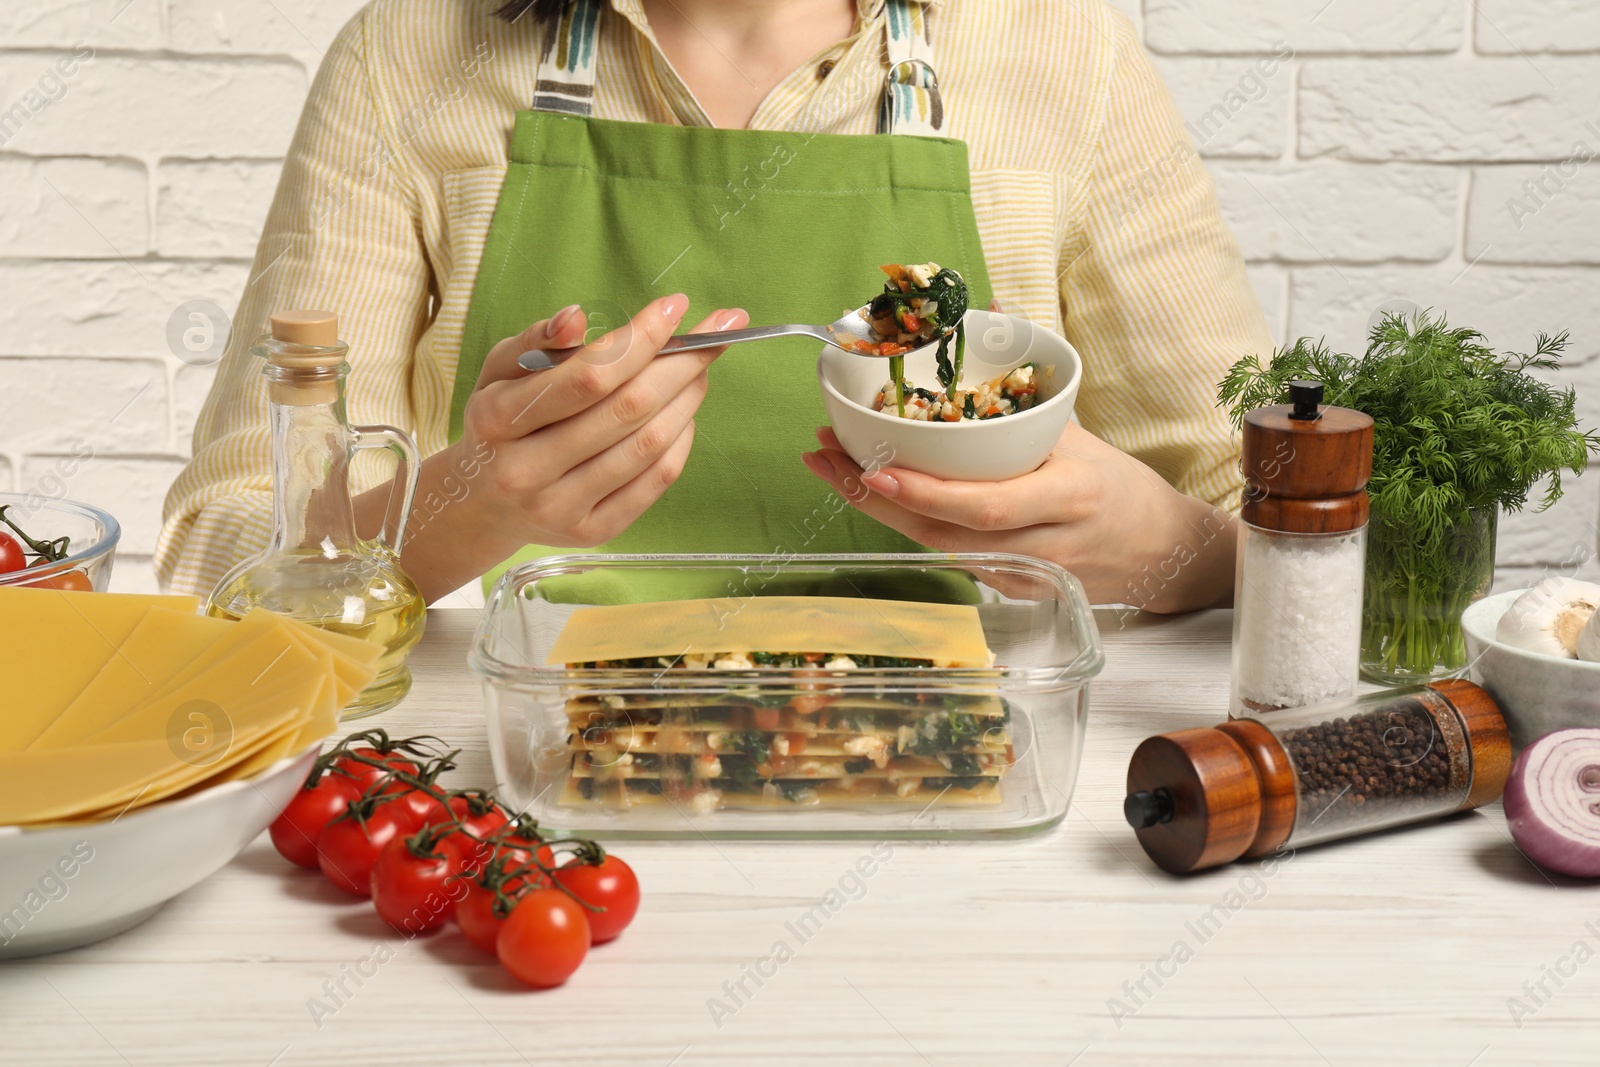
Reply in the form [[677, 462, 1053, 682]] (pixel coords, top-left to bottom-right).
[[158, 0, 1270, 612]]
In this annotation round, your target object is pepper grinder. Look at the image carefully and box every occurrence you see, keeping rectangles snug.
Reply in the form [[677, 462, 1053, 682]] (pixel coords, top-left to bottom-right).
[[1124, 681, 1511, 874], [1231, 381, 1374, 717]]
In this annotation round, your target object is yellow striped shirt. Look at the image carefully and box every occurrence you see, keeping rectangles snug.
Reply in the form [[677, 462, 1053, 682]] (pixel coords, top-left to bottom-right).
[[157, 0, 1270, 596]]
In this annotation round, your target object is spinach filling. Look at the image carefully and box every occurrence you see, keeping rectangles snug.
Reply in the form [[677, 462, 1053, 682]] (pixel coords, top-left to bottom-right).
[[945, 752, 983, 776], [726, 730, 770, 763], [868, 264, 969, 413], [720, 754, 764, 783], [777, 782, 815, 803], [903, 711, 985, 756]]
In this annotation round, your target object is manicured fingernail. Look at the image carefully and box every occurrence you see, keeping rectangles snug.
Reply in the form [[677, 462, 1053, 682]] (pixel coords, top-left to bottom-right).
[[660, 293, 689, 322], [546, 304, 580, 338], [863, 470, 899, 498], [717, 308, 748, 330]]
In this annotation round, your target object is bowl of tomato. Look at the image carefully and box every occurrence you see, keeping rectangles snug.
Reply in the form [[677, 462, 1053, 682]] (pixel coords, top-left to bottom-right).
[[0, 493, 119, 591]]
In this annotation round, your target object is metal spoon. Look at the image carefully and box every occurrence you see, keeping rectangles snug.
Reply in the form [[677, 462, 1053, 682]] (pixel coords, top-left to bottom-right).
[[516, 302, 950, 372]]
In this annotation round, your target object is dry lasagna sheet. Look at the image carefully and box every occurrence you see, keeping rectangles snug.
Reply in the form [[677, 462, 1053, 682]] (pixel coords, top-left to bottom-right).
[[549, 596, 1011, 812]]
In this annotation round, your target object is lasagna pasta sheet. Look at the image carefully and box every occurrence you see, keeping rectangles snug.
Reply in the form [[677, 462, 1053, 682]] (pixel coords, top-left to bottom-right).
[[546, 596, 994, 668]]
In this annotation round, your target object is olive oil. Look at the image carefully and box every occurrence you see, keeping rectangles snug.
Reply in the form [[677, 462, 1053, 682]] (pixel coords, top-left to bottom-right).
[[208, 551, 425, 716], [206, 310, 425, 718]]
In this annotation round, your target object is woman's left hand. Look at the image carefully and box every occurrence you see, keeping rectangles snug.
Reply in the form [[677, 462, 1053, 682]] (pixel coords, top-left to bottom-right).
[[802, 423, 1238, 613]]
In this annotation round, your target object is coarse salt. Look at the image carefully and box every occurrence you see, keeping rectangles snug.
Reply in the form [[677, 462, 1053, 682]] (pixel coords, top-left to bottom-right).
[[1232, 530, 1365, 711]]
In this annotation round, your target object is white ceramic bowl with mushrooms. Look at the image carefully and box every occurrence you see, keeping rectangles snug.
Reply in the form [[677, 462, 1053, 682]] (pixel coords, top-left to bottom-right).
[[1462, 578, 1600, 750]]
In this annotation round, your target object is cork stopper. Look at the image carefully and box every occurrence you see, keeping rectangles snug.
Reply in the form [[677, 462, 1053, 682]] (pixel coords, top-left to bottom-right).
[[271, 309, 339, 349], [1240, 381, 1375, 534], [1428, 679, 1513, 811], [1124, 728, 1266, 874], [263, 309, 345, 405]]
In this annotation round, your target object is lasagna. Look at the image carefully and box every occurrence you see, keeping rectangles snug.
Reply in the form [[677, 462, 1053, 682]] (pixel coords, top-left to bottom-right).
[[547, 596, 1012, 813]]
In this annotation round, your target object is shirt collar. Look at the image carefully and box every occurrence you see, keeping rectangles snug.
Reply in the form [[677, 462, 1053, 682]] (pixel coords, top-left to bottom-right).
[[608, 1, 894, 30]]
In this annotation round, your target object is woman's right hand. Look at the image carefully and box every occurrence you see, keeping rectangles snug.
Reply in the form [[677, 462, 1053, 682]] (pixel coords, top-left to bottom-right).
[[363, 294, 747, 600]]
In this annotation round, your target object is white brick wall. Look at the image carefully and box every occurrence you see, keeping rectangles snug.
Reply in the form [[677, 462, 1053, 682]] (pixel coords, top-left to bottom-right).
[[1, 0, 1597, 594]]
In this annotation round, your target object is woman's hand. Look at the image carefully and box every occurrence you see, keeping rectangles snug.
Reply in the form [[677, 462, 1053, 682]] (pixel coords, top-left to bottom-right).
[[359, 295, 747, 601], [801, 422, 1238, 613]]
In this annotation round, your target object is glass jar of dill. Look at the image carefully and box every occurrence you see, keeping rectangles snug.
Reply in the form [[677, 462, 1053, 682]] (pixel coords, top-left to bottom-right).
[[1362, 506, 1497, 684]]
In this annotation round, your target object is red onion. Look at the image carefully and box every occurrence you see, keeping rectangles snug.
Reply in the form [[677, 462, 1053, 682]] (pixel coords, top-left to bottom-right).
[[1505, 728, 1600, 877]]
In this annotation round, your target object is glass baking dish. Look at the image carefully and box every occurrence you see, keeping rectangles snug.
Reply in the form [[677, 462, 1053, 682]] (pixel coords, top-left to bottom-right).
[[471, 553, 1102, 839]]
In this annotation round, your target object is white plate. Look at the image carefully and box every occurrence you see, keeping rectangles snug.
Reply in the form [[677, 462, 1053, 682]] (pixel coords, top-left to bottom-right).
[[0, 745, 317, 958]]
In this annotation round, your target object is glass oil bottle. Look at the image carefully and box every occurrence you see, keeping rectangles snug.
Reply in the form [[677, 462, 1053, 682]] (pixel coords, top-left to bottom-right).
[[207, 309, 425, 717]]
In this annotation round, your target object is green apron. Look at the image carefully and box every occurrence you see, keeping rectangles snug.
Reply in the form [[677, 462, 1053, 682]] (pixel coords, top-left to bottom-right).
[[450, 0, 991, 600]]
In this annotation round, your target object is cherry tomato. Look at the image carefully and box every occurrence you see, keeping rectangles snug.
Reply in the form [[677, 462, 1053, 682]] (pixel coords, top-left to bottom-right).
[[437, 797, 513, 872], [316, 800, 416, 897], [498, 833, 556, 871], [444, 795, 511, 837], [369, 834, 468, 934], [0, 533, 24, 574], [331, 748, 420, 791], [391, 784, 450, 829], [457, 874, 534, 955], [269, 776, 362, 869], [497, 889, 591, 988], [450, 836, 547, 888], [22, 569, 93, 591], [553, 855, 640, 944], [455, 830, 557, 945]]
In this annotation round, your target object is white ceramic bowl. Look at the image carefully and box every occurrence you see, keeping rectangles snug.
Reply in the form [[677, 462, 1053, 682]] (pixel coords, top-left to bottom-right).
[[817, 310, 1082, 482], [1462, 590, 1600, 751], [0, 745, 318, 958]]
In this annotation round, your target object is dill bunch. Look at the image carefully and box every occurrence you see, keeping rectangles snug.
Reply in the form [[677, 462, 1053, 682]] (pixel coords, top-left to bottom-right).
[[1218, 310, 1600, 678]]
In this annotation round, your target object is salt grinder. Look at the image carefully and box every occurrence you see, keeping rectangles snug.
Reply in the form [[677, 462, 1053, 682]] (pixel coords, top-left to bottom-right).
[[1231, 381, 1375, 717], [1123, 681, 1512, 874]]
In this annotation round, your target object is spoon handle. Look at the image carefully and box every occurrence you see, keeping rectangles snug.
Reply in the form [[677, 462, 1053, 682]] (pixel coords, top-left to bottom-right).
[[516, 323, 834, 372], [657, 323, 830, 354]]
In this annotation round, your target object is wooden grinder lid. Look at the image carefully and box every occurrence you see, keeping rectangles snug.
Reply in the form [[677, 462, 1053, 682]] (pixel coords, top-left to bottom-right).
[[1218, 718, 1298, 858], [1124, 728, 1264, 874], [1241, 381, 1375, 534]]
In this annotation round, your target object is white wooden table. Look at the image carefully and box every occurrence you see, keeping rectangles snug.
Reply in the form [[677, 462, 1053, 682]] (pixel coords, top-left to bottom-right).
[[1, 607, 1591, 1066]]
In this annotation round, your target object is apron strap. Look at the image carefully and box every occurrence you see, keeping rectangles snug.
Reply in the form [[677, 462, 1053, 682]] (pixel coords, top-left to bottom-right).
[[531, 0, 943, 134], [532, 0, 602, 116], [880, 0, 944, 135]]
